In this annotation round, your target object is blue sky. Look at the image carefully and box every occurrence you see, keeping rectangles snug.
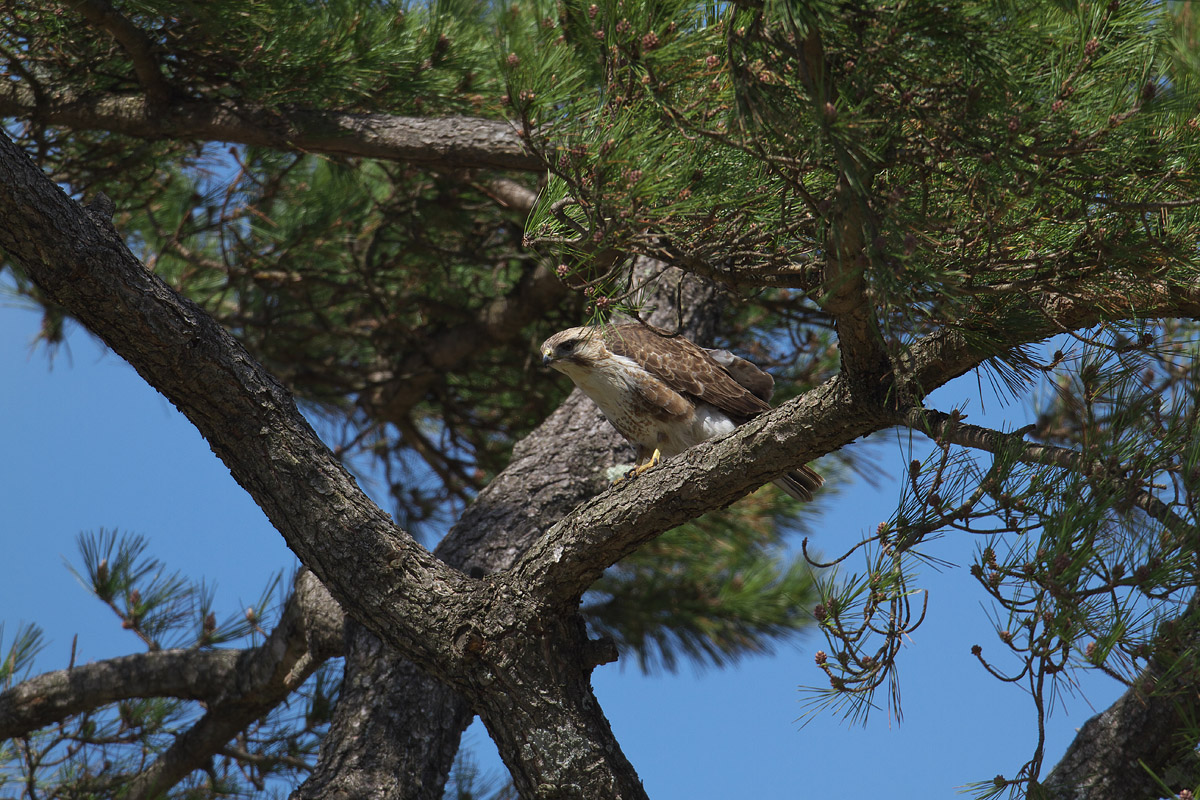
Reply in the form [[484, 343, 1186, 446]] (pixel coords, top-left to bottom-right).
[[0, 297, 1126, 798]]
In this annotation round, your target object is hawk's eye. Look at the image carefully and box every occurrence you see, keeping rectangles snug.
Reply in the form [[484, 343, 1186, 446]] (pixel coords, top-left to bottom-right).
[[557, 340, 574, 354]]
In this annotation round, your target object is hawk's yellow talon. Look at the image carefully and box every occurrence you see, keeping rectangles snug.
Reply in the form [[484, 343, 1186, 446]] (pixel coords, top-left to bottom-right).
[[631, 448, 661, 477], [611, 448, 662, 485]]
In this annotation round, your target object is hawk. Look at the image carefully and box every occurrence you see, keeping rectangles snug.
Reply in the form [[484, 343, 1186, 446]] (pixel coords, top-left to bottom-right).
[[541, 322, 823, 501]]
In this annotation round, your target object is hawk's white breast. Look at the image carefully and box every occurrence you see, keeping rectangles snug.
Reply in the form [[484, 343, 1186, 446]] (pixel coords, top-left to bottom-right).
[[566, 353, 737, 457]]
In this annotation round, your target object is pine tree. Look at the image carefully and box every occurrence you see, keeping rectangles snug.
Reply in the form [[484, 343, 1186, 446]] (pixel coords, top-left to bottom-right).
[[2, 1, 1200, 798]]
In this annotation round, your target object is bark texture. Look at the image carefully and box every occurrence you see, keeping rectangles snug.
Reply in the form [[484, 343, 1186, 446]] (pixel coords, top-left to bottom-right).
[[300, 626, 475, 800], [1041, 640, 1200, 799]]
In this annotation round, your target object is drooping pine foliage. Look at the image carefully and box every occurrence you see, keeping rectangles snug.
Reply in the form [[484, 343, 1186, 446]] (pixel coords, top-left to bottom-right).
[[516, 0, 1200, 360]]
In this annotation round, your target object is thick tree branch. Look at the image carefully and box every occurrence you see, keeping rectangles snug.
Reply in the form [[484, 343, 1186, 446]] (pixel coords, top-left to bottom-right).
[[509, 373, 864, 608], [897, 282, 1200, 397], [1041, 611, 1200, 799], [297, 268, 722, 800], [785, 23, 889, 388], [0, 650, 239, 739], [479, 176, 540, 214], [0, 129, 470, 678], [0, 85, 539, 172], [821, 175, 889, 388], [509, 281, 1200, 610]]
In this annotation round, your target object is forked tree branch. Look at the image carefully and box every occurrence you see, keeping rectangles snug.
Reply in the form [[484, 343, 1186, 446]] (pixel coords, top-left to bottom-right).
[[125, 571, 344, 800], [0, 571, 343, 750]]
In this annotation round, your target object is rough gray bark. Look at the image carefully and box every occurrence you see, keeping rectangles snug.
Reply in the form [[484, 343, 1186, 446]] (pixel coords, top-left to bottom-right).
[[1040, 624, 1200, 800], [0, 650, 242, 738], [299, 627, 475, 800]]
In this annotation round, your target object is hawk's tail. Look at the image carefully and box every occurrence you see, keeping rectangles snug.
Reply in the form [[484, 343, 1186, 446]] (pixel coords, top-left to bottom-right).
[[773, 464, 824, 503]]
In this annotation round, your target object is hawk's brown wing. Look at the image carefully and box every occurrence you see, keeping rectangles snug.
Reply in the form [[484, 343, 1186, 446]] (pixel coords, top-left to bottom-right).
[[602, 323, 771, 420]]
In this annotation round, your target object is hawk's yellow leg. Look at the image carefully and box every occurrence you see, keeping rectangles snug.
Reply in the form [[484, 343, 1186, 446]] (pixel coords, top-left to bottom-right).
[[613, 448, 662, 485]]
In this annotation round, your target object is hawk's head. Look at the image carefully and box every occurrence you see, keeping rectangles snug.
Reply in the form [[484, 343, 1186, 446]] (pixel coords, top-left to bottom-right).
[[541, 326, 608, 375]]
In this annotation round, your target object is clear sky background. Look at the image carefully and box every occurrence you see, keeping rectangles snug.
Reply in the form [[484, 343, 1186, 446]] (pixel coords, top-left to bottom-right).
[[0, 293, 1126, 798]]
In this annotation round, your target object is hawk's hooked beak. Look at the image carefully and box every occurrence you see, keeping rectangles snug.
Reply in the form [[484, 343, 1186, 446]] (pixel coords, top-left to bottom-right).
[[541, 348, 554, 368]]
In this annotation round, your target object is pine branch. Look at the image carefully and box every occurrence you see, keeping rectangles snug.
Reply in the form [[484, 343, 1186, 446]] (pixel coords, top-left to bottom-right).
[[67, 0, 172, 106], [363, 261, 566, 425], [0, 571, 342, 742], [0, 650, 239, 739], [0, 84, 538, 171], [898, 277, 1200, 397], [1041, 597, 1200, 799], [822, 174, 889, 390], [901, 407, 1194, 536], [791, 25, 887, 386]]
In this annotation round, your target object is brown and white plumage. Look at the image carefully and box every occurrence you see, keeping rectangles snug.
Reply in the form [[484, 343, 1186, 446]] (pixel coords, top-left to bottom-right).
[[540, 322, 823, 501]]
